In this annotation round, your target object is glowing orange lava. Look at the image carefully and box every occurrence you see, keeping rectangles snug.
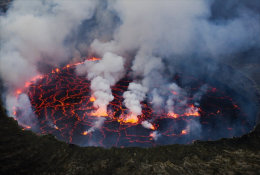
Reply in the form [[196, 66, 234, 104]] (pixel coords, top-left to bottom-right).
[[87, 57, 101, 61], [90, 96, 96, 102], [167, 112, 179, 118], [16, 89, 22, 95], [11, 58, 246, 147], [181, 129, 187, 135], [90, 108, 108, 117], [82, 131, 88, 135], [184, 105, 200, 117], [118, 114, 139, 124]]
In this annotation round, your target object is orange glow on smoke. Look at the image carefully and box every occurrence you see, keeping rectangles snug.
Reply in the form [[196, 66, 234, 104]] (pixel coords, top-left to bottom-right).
[[149, 132, 156, 138], [167, 112, 179, 119], [87, 57, 101, 61], [150, 125, 155, 130], [24, 75, 43, 88], [20, 124, 31, 130], [16, 89, 22, 95], [171, 91, 178, 95], [24, 82, 31, 88], [90, 108, 108, 117], [184, 105, 200, 117]]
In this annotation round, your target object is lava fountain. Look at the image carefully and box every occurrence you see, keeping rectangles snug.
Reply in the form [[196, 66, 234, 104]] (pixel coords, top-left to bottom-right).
[[12, 58, 258, 147]]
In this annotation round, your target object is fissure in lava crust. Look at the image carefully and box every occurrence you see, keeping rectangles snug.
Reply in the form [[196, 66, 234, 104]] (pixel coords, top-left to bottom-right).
[[13, 61, 252, 147]]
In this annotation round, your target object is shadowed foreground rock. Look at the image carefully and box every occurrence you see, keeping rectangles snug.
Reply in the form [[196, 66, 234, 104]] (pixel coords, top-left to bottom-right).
[[0, 102, 259, 175]]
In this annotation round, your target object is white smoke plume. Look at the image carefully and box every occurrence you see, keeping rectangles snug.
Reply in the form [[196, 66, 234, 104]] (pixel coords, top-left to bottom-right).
[[184, 118, 202, 138], [141, 121, 154, 130], [192, 84, 209, 106], [76, 52, 125, 115], [150, 131, 161, 141], [123, 82, 148, 116], [121, 50, 166, 118], [90, 76, 113, 111], [6, 93, 37, 129], [84, 117, 106, 134], [151, 89, 164, 109], [166, 83, 187, 114]]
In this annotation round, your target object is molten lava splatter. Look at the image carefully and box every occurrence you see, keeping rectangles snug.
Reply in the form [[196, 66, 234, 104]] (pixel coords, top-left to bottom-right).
[[181, 129, 187, 135], [118, 113, 139, 124]]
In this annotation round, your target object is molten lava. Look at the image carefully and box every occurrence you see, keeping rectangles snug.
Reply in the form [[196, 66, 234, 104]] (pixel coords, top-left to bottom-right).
[[118, 113, 139, 124], [90, 107, 109, 117], [12, 58, 250, 147], [87, 57, 101, 61]]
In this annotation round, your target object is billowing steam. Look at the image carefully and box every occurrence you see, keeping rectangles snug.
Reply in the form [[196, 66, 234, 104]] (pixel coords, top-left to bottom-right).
[[6, 93, 37, 130], [123, 83, 147, 118], [83, 117, 106, 135], [76, 52, 124, 116], [0, 0, 259, 145], [0, 0, 98, 87]]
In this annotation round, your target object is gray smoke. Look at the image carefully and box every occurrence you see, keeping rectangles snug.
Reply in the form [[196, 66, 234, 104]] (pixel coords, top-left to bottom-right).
[[7, 93, 38, 130], [0, 0, 98, 87], [91, 0, 260, 121]]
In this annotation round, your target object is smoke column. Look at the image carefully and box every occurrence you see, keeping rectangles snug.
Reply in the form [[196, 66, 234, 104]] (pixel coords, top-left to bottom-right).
[[76, 52, 125, 116]]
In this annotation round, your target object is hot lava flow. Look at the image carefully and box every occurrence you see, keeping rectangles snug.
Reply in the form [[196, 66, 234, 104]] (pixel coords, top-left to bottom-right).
[[12, 58, 252, 147]]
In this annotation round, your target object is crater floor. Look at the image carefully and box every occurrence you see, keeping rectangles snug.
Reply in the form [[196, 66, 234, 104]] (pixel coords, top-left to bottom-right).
[[0, 57, 260, 174]]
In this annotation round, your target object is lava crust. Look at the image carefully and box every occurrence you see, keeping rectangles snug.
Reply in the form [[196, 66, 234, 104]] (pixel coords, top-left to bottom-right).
[[14, 62, 253, 147]]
